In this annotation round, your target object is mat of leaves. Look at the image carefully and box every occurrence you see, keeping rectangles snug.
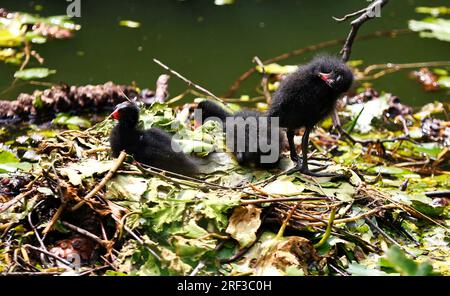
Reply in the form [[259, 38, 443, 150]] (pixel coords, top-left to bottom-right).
[[0, 95, 448, 276]]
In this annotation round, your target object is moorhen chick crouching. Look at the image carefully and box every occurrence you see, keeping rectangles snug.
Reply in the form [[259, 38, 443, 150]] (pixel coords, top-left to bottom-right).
[[269, 55, 354, 177], [197, 100, 282, 168], [110, 102, 199, 176]]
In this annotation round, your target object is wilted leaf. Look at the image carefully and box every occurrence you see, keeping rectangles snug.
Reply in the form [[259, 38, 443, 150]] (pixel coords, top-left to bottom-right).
[[170, 235, 216, 259], [253, 236, 318, 276], [263, 175, 305, 196], [226, 206, 262, 248], [160, 248, 192, 275]]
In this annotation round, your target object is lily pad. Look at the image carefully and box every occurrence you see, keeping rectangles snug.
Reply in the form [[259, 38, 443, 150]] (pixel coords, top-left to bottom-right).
[[14, 68, 56, 80]]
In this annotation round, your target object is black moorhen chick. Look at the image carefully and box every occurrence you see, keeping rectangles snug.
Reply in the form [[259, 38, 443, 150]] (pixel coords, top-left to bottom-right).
[[110, 102, 199, 176], [269, 55, 353, 177], [197, 100, 281, 168]]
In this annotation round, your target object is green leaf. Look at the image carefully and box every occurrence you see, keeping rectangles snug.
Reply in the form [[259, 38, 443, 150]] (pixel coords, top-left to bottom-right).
[[119, 20, 141, 28], [199, 192, 240, 230], [0, 150, 31, 173], [53, 113, 91, 128], [413, 142, 444, 159], [255, 63, 298, 75], [367, 166, 412, 175], [344, 106, 364, 134], [14, 68, 56, 80], [411, 200, 445, 217], [384, 246, 434, 276], [409, 17, 450, 42], [0, 150, 19, 163], [214, 0, 235, 6], [142, 202, 186, 233], [347, 263, 391, 276], [60, 159, 114, 186], [170, 235, 216, 259], [438, 76, 450, 88], [416, 7, 450, 16], [346, 95, 389, 133]]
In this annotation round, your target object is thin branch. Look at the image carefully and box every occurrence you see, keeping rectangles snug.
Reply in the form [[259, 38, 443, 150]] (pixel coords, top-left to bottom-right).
[[241, 196, 329, 205], [110, 215, 161, 261], [333, 7, 368, 22], [61, 221, 110, 248], [153, 58, 224, 103], [253, 56, 271, 103], [339, 0, 389, 62], [0, 188, 36, 213], [23, 244, 75, 268], [424, 190, 450, 198], [73, 151, 127, 210], [224, 28, 409, 97], [276, 203, 299, 239]]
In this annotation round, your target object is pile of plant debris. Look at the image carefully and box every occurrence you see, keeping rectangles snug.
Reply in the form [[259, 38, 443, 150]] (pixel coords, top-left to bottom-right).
[[0, 80, 448, 276]]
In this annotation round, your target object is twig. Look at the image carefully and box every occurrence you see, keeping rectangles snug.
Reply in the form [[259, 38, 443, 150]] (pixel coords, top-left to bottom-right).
[[364, 217, 416, 258], [364, 60, 450, 75], [241, 196, 329, 205], [331, 0, 415, 147], [224, 28, 409, 97], [110, 215, 161, 261], [2, 271, 62, 276], [189, 261, 205, 276], [333, 7, 368, 22], [253, 56, 271, 103], [28, 200, 50, 266], [153, 58, 224, 103], [0, 188, 36, 213], [302, 204, 398, 227], [42, 164, 67, 235], [276, 203, 299, 239], [61, 221, 110, 248], [338, 0, 389, 62], [424, 190, 450, 198], [74, 151, 127, 209], [23, 244, 75, 268]]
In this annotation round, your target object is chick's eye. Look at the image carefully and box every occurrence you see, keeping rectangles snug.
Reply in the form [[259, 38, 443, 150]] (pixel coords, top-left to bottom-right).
[[336, 75, 342, 82]]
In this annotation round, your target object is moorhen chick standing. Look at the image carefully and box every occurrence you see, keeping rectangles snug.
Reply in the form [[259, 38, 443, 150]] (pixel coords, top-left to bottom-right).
[[197, 100, 282, 168], [269, 55, 354, 176], [110, 102, 199, 176]]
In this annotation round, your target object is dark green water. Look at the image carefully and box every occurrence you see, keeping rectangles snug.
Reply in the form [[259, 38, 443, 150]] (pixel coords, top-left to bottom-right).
[[1, 0, 449, 106]]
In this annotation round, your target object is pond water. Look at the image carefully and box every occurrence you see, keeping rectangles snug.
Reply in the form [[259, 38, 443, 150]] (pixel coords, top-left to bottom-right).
[[1, 0, 449, 106]]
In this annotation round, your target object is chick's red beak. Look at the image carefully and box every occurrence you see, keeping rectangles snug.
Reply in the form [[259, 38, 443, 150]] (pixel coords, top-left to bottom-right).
[[111, 109, 120, 120], [318, 72, 332, 82]]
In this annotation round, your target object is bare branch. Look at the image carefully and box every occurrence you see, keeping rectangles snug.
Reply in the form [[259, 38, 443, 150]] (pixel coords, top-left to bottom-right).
[[340, 0, 389, 62], [153, 58, 224, 103], [253, 56, 271, 103]]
